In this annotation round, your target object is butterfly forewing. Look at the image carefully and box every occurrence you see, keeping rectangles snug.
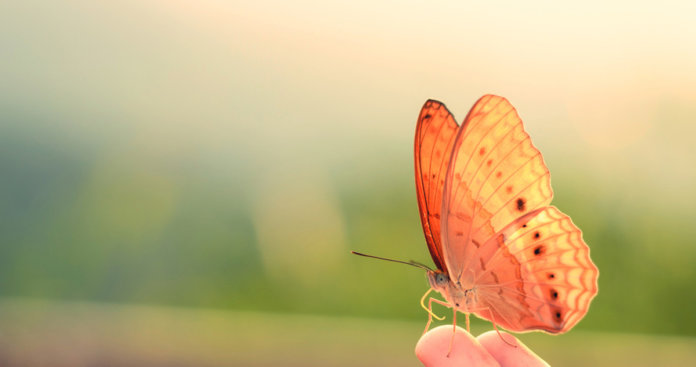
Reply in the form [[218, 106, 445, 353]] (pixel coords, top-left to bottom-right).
[[441, 95, 553, 278], [414, 100, 460, 273]]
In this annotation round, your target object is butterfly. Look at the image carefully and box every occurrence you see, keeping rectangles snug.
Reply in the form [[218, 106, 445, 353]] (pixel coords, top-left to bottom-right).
[[353, 95, 598, 353], [413, 95, 598, 342]]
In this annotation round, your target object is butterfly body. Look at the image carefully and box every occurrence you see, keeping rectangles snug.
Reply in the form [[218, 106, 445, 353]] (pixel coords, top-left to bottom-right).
[[416, 96, 598, 335]]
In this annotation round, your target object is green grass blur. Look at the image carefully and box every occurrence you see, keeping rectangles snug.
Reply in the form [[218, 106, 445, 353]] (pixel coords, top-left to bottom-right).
[[1, 0, 696, 365]]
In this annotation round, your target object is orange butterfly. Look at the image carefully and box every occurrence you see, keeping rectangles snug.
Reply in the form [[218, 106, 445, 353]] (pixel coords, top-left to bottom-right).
[[356, 95, 598, 349]]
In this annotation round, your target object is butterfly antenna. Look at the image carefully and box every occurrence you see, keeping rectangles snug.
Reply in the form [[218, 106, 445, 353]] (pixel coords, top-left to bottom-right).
[[351, 251, 433, 271]]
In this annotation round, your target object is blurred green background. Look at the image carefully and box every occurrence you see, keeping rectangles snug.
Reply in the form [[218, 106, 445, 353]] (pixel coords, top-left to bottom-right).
[[2, 0, 696, 366]]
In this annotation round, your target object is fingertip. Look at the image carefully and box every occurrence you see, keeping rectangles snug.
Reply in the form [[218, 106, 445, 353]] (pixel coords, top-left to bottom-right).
[[416, 326, 500, 367], [477, 331, 549, 367]]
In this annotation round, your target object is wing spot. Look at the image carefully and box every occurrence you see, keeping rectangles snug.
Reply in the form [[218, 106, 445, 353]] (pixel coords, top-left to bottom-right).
[[533, 245, 546, 256], [522, 223, 527, 228], [487, 159, 493, 166], [495, 171, 502, 178], [455, 231, 464, 237], [490, 271, 499, 284], [534, 231, 541, 239], [479, 258, 486, 271], [424, 113, 432, 119], [479, 147, 486, 155], [472, 239, 481, 248], [554, 310, 563, 322], [550, 289, 558, 300], [433, 213, 440, 219], [516, 198, 526, 211], [547, 273, 555, 279], [506, 185, 513, 194]]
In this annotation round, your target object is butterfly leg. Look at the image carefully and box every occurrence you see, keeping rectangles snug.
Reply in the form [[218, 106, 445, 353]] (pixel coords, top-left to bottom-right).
[[423, 311, 433, 335], [447, 307, 457, 357], [423, 297, 449, 334], [420, 288, 444, 319], [465, 313, 470, 333], [420, 288, 446, 334], [470, 306, 516, 348], [489, 316, 516, 348]]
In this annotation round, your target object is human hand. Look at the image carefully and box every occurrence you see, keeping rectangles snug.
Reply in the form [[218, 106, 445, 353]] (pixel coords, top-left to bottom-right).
[[415, 325, 549, 367]]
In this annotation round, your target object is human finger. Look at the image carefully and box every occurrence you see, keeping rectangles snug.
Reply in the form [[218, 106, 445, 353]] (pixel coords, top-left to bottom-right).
[[415, 325, 500, 367], [477, 330, 549, 367]]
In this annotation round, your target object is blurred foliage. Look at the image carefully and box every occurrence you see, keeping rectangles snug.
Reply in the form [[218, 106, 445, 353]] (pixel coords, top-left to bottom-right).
[[1, 110, 696, 337]]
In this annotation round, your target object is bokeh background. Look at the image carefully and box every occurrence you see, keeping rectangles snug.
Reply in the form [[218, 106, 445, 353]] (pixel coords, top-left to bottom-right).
[[2, 1, 696, 366]]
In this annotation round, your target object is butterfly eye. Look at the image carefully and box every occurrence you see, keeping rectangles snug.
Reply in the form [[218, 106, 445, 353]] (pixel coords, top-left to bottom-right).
[[435, 273, 448, 285]]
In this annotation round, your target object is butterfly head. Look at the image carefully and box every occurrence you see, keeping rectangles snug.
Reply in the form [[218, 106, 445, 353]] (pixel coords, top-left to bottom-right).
[[426, 270, 449, 289], [426, 270, 479, 312]]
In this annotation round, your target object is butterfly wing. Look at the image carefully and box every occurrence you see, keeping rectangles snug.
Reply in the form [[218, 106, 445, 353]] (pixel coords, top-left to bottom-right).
[[439, 95, 598, 332], [474, 207, 598, 333], [414, 100, 460, 273], [441, 95, 553, 279]]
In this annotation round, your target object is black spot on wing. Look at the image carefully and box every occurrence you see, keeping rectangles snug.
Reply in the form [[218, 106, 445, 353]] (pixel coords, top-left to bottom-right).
[[533, 245, 546, 256], [550, 289, 558, 300], [516, 198, 526, 211]]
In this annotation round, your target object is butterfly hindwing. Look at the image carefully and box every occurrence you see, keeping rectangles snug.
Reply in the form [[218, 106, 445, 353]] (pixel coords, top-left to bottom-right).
[[475, 207, 598, 333]]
